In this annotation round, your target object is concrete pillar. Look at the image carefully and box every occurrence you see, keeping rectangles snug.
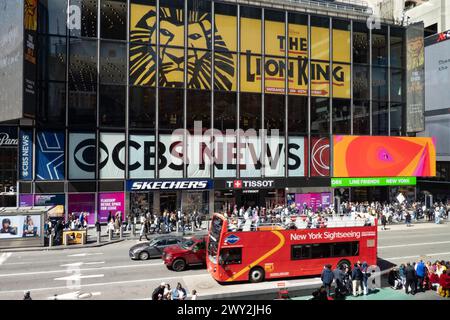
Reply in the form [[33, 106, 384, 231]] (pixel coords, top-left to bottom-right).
[[132, 223, 136, 236], [49, 234, 53, 247], [97, 231, 101, 244], [108, 229, 112, 241]]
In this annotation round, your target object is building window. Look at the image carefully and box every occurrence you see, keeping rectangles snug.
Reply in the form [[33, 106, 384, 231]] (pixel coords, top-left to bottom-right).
[[353, 65, 369, 100], [68, 82, 97, 127], [99, 85, 126, 128], [38, 0, 68, 36], [37, 82, 66, 127], [69, 0, 99, 38], [390, 103, 404, 136], [353, 22, 369, 64], [129, 86, 156, 130], [332, 99, 351, 135], [353, 100, 370, 135], [240, 93, 262, 131], [100, 41, 127, 85], [372, 67, 388, 101], [265, 94, 285, 133], [372, 101, 389, 136], [158, 88, 183, 132], [214, 92, 236, 132], [372, 26, 388, 66], [69, 38, 98, 85], [187, 90, 211, 133], [390, 27, 404, 68], [214, 2, 237, 53], [188, 0, 211, 50], [38, 36, 67, 82], [311, 97, 329, 135], [288, 95, 307, 135], [100, 0, 127, 40]]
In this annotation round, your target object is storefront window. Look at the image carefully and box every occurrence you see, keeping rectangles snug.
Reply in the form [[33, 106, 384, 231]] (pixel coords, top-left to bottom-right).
[[129, 86, 156, 129], [99, 85, 126, 128], [130, 192, 153, 218], [182, 191, 209, 215], [69, 0, 98, 38], [311, 97, 329, 135], [100, 0, 127, 40], [390, 103, 404, 136]]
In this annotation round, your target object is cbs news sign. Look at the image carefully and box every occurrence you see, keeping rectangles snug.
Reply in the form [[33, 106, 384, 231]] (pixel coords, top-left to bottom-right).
[[129, 3, 350, 99]]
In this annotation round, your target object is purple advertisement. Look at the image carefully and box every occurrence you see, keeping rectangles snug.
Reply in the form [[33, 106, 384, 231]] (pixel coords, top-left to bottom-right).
[[19, 194, 34, 207], [68, 193, 96, 225], [294, 192, 332, 212], [98, 192, 125, 223]]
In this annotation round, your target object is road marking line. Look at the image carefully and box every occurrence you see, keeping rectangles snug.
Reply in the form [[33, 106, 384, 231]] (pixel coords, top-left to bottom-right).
[[385, 252, 450, 260], [0, 262, 164, 278], [47, 291, 102, 300], [0, 274, 207, 295], [0, 253, 12, 265], [54, 274, 104, 281], [67, 253, 104, 257], [60, 262, 105, 267], [379, 240, 450, 249]]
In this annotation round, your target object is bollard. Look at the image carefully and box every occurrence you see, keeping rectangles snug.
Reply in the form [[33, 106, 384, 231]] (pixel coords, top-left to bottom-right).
[[97, 230, 101, 244], [49, 234, 53, 247], [120, 225, 123, 239], [176, 221, 180, 233], [191, 222, 195, 232], [64, 233, 69, 246], [108, 229, 113, 241], [132, 223, 136, 236]]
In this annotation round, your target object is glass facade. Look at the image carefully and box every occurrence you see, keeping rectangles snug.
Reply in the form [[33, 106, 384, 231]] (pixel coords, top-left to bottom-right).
[[15, 0, 409, 216]]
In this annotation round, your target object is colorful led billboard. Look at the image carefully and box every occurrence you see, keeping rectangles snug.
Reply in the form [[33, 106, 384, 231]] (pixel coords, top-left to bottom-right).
[[333, 136, 436, 178]]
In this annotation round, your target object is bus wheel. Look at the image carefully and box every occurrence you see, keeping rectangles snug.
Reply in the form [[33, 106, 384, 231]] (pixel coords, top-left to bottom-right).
[[337, 259, 351, 270], [172, 259, 187, 272], [249, 267, 265, 283]]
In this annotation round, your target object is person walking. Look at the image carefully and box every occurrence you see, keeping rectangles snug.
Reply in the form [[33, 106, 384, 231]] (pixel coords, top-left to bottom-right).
[[415, 259, 426, 292], [152, 282, 166, 300], [139, 217, 148, 241], [320, 264, 334, 297], [351, 263, 363, 297], [23, 291, 32, 300], [361, 262, 370, 295], [191, 289, 198, 300], [380, 213, 387, 231], [404, 262, 417, 295], [333, 265, 346, 298]]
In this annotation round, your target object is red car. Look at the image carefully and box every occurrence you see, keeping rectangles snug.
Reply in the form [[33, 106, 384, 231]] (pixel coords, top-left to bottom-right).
[[162, 236, 207, 271]]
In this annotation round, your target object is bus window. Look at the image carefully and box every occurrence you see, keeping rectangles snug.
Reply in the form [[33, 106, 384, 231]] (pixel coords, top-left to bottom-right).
[[331, 242, 352, 257], [219, 248, 242, 265], [351, 242, 360, 256], [291, 244, 312, 260], [311, 244, 331, 259]]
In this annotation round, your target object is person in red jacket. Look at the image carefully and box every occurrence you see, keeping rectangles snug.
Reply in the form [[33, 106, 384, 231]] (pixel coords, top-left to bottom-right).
[[429, 270, 440, 291], [438, 269, 450, 298]]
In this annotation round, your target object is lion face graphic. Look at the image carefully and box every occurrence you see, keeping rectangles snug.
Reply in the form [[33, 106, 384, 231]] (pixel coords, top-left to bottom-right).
[[130, 6, 235, 90]]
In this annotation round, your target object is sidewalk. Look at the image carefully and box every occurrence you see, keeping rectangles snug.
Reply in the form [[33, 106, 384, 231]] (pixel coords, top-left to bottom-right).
[[378, 220, 448, 231]]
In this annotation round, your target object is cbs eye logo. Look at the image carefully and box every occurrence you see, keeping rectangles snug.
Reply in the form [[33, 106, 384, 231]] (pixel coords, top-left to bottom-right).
[[73, 139, 109, 172]]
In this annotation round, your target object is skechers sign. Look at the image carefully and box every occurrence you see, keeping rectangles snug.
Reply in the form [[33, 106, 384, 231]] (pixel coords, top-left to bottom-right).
[[127, 179, 213, 191]]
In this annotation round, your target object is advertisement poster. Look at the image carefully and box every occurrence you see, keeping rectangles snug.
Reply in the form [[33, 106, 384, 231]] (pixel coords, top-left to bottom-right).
[[295, 192, 332, 212], [34, 194, 65, 218], [0, 214, 41, 239], [19, 194, 34, 206], [19, 129, 33, 181], [36, 131, 65, 180], [68, 193, 96, 225], [68, 133, 96, 179], [98, 192, 125, 223]]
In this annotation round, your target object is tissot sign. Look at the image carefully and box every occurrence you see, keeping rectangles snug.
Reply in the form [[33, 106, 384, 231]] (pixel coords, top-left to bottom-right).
[[220, 179, 278, 190], [127, 179, 213, 191]]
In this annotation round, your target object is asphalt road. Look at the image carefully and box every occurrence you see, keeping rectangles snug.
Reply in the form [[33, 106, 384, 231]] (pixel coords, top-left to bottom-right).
[[0, 221, 449, 300]]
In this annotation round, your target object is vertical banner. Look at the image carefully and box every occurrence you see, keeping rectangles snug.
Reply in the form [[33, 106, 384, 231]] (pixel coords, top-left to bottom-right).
[[406, 22, 425, 132], [36, 131, 65, 180], [311, 137, 330, 177], [129, 135, 156, 179], [23, 0, 37, 118], [19, 129, 33, 181], [98, 192, 125, 223], [288, 136, 307, 177], [265, 135, 285, 177], [100, 133, 125, 179], [159, 134, 184, 178]]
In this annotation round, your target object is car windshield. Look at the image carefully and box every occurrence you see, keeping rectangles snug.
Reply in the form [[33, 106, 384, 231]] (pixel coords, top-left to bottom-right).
[[148, 238, 160, 246], [181, 239, 195, 249]]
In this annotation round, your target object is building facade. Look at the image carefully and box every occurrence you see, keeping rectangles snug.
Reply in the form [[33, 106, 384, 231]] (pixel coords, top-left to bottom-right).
[[0, 0, 437, 222]]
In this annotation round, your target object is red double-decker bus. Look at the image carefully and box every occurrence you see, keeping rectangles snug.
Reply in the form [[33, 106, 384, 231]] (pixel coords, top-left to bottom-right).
[[207, 213, 377, 283]]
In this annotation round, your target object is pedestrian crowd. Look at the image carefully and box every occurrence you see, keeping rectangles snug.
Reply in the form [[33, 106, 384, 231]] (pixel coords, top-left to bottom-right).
[[151, 282, 197, 300], [315, 261, 372, 300], [389, 259, 450, 298], [138, 209, 204, 240]]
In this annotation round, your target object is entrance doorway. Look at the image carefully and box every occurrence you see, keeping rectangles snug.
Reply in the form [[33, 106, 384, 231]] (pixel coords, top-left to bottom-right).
[[160, 192, 179, 212]]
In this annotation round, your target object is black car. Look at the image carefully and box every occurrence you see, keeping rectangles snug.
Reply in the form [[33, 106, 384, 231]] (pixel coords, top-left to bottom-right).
[[129, 236, 185, 260]]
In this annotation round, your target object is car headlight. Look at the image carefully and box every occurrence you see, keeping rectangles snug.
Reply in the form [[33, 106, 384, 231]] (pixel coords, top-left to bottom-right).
[[165, 254, 172, 259]]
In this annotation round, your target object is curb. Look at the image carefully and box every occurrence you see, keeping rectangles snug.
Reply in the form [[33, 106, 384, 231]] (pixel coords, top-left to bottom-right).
[[0, 239, 125, 253]]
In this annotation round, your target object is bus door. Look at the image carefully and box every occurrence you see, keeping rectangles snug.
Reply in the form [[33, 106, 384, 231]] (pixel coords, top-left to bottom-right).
[[219, 247, 243, 278]]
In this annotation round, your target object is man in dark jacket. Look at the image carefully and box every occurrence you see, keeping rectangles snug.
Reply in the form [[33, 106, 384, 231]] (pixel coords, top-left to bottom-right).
[[321, 264, 334, 297], [351, 263, 363, 296], [152, 282, 166, 300], [404, 262, 417, 295], [333, 265, 346, 297]]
